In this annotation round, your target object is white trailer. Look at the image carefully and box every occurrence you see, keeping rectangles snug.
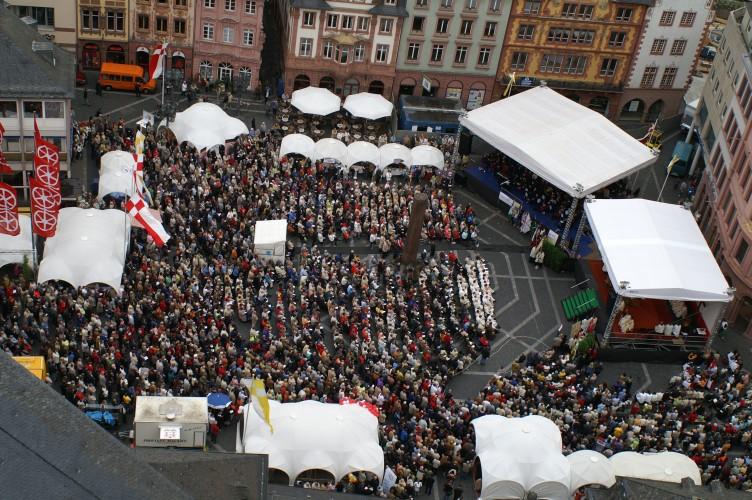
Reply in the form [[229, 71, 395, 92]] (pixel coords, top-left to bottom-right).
[[134, 396, 208, 448]]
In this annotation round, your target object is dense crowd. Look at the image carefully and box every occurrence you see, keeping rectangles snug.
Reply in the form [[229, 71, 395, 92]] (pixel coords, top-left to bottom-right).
[[1, 116, 751, 498]]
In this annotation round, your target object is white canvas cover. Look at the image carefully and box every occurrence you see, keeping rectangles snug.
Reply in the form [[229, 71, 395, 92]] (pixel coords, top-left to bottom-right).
[[566, 450, 615, 491], [378, 143, 412, 169], [239, 400, 384, 485], [291, 86, 341, 116], [0, 215, 32, 269], [610, 452, 701, 485], [98, 150, 137, 199], [254, 219, 287, 263], [585, 199, 731, 302], [472, 415, 570, 500], [410, 145, 445, 169], [280, 134, 315, 160], [38, 208, 129, 291], [460, 86, 657, 197], [168, 102, 249, 151], [343, 92, 394, 120], [313, 138, 348, 163], [346, 141, 380, 167]]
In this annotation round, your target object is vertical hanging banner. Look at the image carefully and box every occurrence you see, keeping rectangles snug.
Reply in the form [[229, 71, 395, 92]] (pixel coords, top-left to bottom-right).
[[0, 123, 13, 174], [31, 117, 61, 237], [148, 42, 169, 81], [0, 181, 20, 236]]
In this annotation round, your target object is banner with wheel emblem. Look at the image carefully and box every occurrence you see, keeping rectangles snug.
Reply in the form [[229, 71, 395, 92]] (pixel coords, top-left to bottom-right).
[[0, 123, 14, 174], [31, 117, 61, 237], [0, 181, 20, 236]]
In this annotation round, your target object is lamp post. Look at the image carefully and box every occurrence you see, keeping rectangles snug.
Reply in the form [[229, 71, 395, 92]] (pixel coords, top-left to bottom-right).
[[163, 69, 183, 125]]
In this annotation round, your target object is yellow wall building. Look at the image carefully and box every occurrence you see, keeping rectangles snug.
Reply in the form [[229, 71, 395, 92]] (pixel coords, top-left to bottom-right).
[[77, 0, 131, 69]]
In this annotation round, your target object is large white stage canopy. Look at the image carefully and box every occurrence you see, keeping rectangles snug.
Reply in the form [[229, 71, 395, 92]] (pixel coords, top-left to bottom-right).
[[0, 215, 32, 269], [168, 102, 249, 151], [585, 199, 731, 302], [98, 150, 137, 199], [238, 400, 384, 485], [460, 86, 657, 197], [609, 451, 701, 485], [37, 208, 130, 291]]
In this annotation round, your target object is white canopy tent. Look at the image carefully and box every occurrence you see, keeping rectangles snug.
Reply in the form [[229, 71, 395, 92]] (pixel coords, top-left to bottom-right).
[[0, 215, 33, 269], [378, 143, 412, 170], [410, 145, 445, 169], [167, 102, 249, 151], [566, 450, 615, 492], [346, 141, 380, 168], [253, 219, 287, 264], [279, 133, 315, 160], [460, 86, 657, 198], [610, 452, 701, 485], [38, 208, 130, 291], [313, 138, 348, 164], [291, 86, 341, 116], [98, 150, 137, 199], [238, 400, 384, 485], [343, 92, 394, 120]]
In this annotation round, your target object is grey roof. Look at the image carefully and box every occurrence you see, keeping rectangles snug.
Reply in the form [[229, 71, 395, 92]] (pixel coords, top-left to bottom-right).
[[0, 4, 75, 99], [290, 0, 332, 10], [369, 0, 408, 18], [585, 477, 752, 500]]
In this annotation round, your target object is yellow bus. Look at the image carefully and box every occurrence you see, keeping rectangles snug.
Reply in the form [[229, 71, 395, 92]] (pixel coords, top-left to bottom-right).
[[98, 63, 157, 93]]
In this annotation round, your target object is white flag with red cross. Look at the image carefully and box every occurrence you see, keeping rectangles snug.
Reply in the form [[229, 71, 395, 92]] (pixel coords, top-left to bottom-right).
[[126, 193, 170, 247], [148, 42, 169, 81]]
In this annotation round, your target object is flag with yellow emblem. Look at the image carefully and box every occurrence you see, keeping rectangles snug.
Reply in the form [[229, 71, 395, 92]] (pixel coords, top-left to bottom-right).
[[250, 378, 273, 433]]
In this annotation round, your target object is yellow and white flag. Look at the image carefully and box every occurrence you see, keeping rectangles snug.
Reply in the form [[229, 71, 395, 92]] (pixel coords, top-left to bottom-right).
[[667, 155, 680, 174], [250, 378, 273, 433], [503, 72, 516, 98]]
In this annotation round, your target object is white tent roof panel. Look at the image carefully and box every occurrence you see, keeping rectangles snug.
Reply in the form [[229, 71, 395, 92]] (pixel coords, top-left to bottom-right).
[[98, 150, 137, 199], [168, 102, 249, 151], [585, 199, 731, 302], [0, 215, 32, 269], [280, 133, 315, 160], [254, 219, 288, 246], [460, 86, 657, 197]]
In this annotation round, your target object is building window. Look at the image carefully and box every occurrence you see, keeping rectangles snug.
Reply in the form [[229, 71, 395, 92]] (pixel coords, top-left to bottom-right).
[[239, 67, 252, 85], [0, 101, 18, 118], [572, 29, 594, 44], [375, 44, 389, 62], [616, 7, 633, 22], [218, 62, 233, 80], [736, 240, 749, 264], [600, 58, 617, 77], [416, 0, 427, 6], [523, 0, 541, 14], [640, 66, 657, 88], [82, 9, 100, 30], [336, 45, 349, 63], [199, 60, 212, 79], [354, 44, 365, 61], [460, 19, 473, 35], [303, 12, 315, 27], [465, 0, 477, 9], [517, 24, 534, 40], [484, 21, 496, 37], [245, 0, 256, 14], [107, 11, 124, 32], [651, 38, 666, 55], [660, 67, 677, 87], [243, 29, 254, 45], [43, 101, 64, 118], [174, 19, 186, 35], [540, 54, 563, 73], [431, 44, 444, 62], [357, 17, 369, 31], [327, 14, 338, 28], [225, 0, 236, 10], [440, 0, 452, 8], [137, 14, 149, 30], [659, 10, 675, 26], [478, 47, 491, 66], [407, 42, 420, 60], [454, 46, 468, 64], [342, 15, 354, 29], [385, 0, 396, 4], [23, 101, 43, 118], [510, 51, 527, 70], [205, 0, 215, 6], [299, 38, 313, 56], [671, 39, 686, 56], [379, 18, 393, 33], [175, 0, 187, 6], [436, 18, 449, 33], [564, 55, 587, 74], [608, 31, 626, 47], [323, 41, 334, 58], [562, 4, 592, 19], [680, 11, 696, 27], [154, 16, 167, 32], [412, 16, 424, 32], [489, 0, 500, 11], [18, 6, 54, 26], [223, 27, 234, 43], [548, 28, 569, 43], [203, 23, 214, 40], [562, 3, 577, 17]]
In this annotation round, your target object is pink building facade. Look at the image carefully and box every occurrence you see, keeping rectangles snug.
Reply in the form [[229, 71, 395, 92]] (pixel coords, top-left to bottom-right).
[[193, 0, 264, 91]]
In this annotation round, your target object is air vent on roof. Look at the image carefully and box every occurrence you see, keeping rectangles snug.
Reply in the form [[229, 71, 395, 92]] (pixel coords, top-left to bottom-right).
[[32, 40, 56, 66]]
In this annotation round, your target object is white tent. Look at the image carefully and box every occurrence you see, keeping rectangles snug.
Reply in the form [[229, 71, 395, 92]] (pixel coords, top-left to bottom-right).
[[610, 451, 701, 485], [98, 150, 137, 199], [253, 219, 287, 264], [460, 86, 657, 197], [346, 141, 380, 167], [584, 199, 731, 302], [291, 86, 341, 116], [38, 208, 129, 291], [472, 415, 570, 500], [378, 143, 412, 169], [238, 400, 384, 485], [410, 145, 445, 169], [0, 215, 32, 269], [343, 92, 394, 120], [313, 138, 348, 164], [280, 133, 315, 160], [168, 102, 249, 151], [566, 450, 615, 492]]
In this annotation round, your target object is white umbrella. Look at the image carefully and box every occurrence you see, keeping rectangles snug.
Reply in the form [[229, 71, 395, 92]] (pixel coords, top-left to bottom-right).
[[346, 141, 380, 167], [313, 138, 348, 163], [343, 92, 394, 120], [410, 145, 445, 169], [291, 86, 341, 116], [566, 450, 615, 492], [279, 133, 315, 160], [378, 143, 412, 169]]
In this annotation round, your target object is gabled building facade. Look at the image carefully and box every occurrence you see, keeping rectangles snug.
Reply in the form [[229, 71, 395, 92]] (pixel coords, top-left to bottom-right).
[[129, 0, 194, 78], [77, 0, 131, 69]]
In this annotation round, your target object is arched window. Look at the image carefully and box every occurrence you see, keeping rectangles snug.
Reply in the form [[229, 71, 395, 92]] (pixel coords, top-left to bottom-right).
[[239, 66, 252, 89], [368, 80, 384, 95], [619, 98, 643, 120], [293, 74, 311, 90], [343, 78, 359, 96], [218, 62, 233, 82], [199, 60, 213, 81], [319, 76, 335, 91]]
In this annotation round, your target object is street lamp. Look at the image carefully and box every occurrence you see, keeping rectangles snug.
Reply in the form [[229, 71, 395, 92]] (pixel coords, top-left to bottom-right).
[[162, 69, 183, 124]]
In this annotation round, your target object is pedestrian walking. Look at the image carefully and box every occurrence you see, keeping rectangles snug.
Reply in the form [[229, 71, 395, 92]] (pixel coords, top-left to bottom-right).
[[424, 470, 435, 495], [95, 81, 102, 96], [264, 85, 270, 103], [83, 87, 89, 106], [135, 83, 141, 98]]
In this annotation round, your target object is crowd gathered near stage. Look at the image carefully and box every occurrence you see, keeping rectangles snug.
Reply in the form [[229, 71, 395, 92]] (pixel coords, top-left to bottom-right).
[[1, 117, 751, 497]]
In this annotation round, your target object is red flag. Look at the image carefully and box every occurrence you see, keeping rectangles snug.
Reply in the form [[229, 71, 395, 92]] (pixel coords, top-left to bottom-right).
[[148, 42, 168, 81], [33, 123, 61, 188], [0, 123, 13, 174], [126, 193, 170, 247], [0, 181, 20, 236], [30, 177, 60, 237], [33, 116, 41, 143]]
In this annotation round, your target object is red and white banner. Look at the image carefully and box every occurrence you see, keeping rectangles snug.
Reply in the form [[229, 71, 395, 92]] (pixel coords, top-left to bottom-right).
[[126, 193, 170, 247], [133, 130, 145, 193], [31, 117, 61, 237], [339, 397, 380, 418], [0, 181, 20, 236], [0, 123, 13, 174], [148, 42, 169, 81]]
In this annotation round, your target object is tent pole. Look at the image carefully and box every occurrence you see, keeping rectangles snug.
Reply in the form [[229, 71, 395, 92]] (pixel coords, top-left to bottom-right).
[[602, 295, 623, 346], [559, 185, 582, 250], [571, 195, 594, 256], [450, 112, 467, 188]]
